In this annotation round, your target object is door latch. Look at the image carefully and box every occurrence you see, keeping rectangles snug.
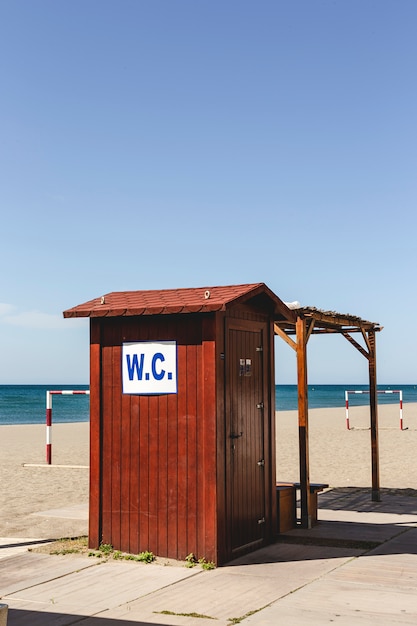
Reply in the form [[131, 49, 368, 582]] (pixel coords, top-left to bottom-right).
[[257, 459, 265, 467], [257, 517, 265, 524], [230, 432, 243, 439], [256, 402, 264, 409]]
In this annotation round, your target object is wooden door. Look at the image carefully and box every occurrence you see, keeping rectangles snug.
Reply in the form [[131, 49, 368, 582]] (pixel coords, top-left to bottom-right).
[[226, 320, 267, 555]]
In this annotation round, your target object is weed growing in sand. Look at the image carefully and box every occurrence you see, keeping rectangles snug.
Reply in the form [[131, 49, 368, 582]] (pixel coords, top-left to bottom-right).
[[137, 550, 155, 563], [185, 552, 198, 567], [156, 610, 217, 620], [88, 543, 155, 563], [98, 543, 113, 555], [185, 553, 215, 570], [87, 543, 156, 563], [31, 537, 156, 563]]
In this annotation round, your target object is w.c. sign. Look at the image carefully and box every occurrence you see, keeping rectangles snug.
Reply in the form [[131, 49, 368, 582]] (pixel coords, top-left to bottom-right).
[[122, 341, 177, 394]]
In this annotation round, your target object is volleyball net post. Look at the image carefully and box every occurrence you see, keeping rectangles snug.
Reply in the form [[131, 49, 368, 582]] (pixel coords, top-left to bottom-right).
[[45, 390, 90, 464], [345, 390, 403, 431]]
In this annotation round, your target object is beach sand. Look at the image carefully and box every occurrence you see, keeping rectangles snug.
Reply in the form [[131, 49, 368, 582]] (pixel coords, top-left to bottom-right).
[[0, 422, 89, 539], [276, 403, 417, 490], [1, 403, 416, 539]]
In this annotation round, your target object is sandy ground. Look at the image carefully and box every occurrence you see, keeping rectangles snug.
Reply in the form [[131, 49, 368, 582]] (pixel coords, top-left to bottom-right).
[[0, 422, 90, 539], [1, 403, 416, 538], [276, 403, 417, 490]]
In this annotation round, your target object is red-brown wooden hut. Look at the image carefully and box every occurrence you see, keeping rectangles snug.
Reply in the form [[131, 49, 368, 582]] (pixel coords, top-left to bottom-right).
[[63, 283, 296, 565]]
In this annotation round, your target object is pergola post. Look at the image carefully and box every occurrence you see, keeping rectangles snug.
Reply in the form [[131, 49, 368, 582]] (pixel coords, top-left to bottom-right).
[[296, 316, 311, 528], [368, 330, 380, 502]]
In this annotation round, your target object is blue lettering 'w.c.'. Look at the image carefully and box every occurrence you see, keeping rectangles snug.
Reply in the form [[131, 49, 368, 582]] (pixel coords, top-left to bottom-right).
[[126, 353, 145, 380], [152, 353, 165, 380]]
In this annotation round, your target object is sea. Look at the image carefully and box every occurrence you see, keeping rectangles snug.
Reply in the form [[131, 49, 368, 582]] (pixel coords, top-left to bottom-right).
[[1, 384, 417, 426]]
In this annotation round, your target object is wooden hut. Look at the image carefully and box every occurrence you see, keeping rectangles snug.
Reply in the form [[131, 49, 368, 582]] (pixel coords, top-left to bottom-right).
[[63, 283, 296, 565]]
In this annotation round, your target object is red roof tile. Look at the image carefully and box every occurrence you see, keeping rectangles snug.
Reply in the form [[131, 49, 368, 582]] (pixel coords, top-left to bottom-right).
[[63, 283, 294, 320]]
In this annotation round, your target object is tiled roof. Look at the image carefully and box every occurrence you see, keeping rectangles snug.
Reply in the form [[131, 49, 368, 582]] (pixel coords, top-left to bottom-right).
[[63, 283, 294, 319]]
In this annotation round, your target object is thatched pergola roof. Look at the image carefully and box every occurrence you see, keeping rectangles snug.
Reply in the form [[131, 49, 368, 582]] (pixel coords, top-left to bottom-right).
[[276, 305, 382, 333]]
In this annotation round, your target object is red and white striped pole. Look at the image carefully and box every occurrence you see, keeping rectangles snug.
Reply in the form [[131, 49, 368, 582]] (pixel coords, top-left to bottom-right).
[[345, 390, 363, 429], [45, 390, 90, 464], [400, 390, 403, 431], [46, 391, 52, 464], [345, 390, 350, 430]]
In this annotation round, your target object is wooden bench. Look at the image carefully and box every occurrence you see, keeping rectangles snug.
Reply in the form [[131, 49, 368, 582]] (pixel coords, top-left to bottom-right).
[[292, 482, 329, 525], [276, 482, 329, 531], [276, 483, 296, 532]]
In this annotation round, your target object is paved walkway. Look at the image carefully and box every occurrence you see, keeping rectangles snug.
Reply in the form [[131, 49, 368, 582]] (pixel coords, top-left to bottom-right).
[[2, 488, 417, 625]]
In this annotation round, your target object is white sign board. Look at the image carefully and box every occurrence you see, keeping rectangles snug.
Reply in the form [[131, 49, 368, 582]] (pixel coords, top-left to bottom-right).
[[122, 341, 177, 394]]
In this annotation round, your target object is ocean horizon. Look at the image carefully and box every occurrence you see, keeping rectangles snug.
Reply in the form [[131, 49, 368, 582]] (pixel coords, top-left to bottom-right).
[[1, 383, 416, 426]]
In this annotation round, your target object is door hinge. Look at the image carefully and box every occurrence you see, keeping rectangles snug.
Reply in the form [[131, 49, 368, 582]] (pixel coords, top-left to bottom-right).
[[256, 402, 264, 410], [257, 459, 265, 467], [256, 346, 263, 352], [257, 517, 266, 525]]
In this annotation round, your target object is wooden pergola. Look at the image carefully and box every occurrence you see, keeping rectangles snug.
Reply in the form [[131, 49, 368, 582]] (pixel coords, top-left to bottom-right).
[[274, 306, 383, 528]]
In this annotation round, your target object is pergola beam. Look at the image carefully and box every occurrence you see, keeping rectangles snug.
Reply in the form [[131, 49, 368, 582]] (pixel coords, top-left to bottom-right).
[[274, 323, 297, 351], [306, 319, 315, 343], [342, 331, 370, 360], [362, 328, 372, 354]]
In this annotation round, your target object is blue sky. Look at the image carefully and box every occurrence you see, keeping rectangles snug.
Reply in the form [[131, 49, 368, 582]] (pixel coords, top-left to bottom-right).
[[1, 0, 416, 384]]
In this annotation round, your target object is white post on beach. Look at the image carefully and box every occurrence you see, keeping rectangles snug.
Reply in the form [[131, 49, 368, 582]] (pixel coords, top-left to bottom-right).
[[45, 390, 90, 464]]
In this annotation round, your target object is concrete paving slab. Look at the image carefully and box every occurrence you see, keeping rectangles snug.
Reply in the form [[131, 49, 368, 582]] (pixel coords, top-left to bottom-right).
[[2, 542, 361, 626], [0, 552, 96, 596], [243, 527, 417, 625], [368, 525, 417, 556], [3, 489, 417, 625], [4, 557, 199, 625], [244, 578, 417, 625], [95, 543, 361, 626]]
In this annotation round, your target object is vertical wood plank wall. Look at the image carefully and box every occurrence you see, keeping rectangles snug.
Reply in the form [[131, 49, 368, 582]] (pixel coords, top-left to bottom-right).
[[89, 313, 218, 562], [89, 319, 102, 548]]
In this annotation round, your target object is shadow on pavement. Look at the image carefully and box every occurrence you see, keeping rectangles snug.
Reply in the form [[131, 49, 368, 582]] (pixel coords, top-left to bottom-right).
[[0, 539, 54, 551], [317, 486, 417, 514], [8, 608, 166, 626]]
